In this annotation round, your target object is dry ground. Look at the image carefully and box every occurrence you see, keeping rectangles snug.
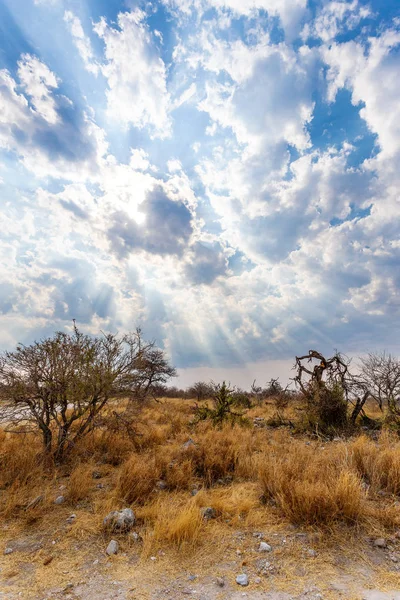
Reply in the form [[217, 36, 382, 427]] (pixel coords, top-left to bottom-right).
[[2, 397, 400, 599]]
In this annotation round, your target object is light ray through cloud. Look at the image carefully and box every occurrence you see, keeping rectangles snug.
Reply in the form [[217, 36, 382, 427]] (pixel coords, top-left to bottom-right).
[[0, 0, 399, 385]]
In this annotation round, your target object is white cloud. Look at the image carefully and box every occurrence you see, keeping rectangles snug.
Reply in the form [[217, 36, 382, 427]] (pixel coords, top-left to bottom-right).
[[17, 54, 59, 124], [0, 59, 108, 181], [164, 0, 308, 40], [303, 0, 371, 43], [323, 29, 400, 158], [64, 11, 99, 75], [94, 9, 171, 138]]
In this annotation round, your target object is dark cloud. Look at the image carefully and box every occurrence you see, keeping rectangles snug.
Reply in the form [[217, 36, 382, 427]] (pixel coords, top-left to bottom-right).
[[107, 185, 193, 257], [183, 241, 228, 284]]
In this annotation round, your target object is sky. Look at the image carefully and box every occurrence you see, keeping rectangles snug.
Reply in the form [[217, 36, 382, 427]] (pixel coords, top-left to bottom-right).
[[0, 0, 399, 388]]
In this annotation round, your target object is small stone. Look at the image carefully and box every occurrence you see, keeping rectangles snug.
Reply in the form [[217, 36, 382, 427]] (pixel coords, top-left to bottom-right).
[[156, 480, 168, 490], [103, 508, 136, 533], [182, 438, 196, 450], [66, 514, 76, 524], [188, 574, 197, 581], [54, 496, 65, 505], [191, 489, 198, 497], [390, 554, 398, 563], [236, 574, 249, 587], [258, 542, 272, 552], [4, 547, 13, 555], [131, 532, 141, 542], [373, 538, 387, 548], [93, 559, 99, 565], [216, 577, 225, 587], [254, 577, 262, 584], [106, 540, 119, 555], [307, 549, 317, 557], [150, 556, 157, 561], [201, 507, 217, 520]]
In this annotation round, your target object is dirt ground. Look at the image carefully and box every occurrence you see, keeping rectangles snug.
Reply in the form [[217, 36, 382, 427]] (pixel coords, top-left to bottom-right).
[[2, 515, 400, 600]]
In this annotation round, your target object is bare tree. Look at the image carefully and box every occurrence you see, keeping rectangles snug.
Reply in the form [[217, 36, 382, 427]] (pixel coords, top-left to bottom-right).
[[0, 324, 176, 461], [359, 352, 400, 415], [187, 381, 213, 401]]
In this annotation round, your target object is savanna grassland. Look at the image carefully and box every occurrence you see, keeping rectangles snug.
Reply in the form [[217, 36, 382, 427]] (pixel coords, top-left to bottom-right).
[[2, 395, 400, 600]]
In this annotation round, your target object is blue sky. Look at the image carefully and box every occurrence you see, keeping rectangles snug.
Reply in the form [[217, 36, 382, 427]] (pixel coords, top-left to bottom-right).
[[0, 0, 399, 385]]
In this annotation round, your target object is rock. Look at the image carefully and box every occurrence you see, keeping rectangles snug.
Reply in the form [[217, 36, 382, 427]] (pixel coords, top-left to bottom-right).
[[103, 508, 136, 533], [182, 439, 196, 450], [54, 496, 65, 505], [66, 514, 76, 524], [156, 480, 168, 490], [201, 507, 217, 520], [4, 547, 13, 555], [191, 489, 198, 497], [216, 577, 225, 587], [258, 542, 272, 552], [25, 495, 44, 510], [92, 471, 102, 479], [188, 574, 197, 581], [236, 574, 249, 586], [106, 540, 119, 555], [254, 577, 262, 584], [373, 538, 387, 548], [130, 532, 141, 542], [308, 549, 317, 557]]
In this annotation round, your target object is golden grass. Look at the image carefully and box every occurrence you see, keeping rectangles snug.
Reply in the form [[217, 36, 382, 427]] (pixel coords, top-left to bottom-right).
[[67, 462, 94, 504], [2, 396, 400, 561]]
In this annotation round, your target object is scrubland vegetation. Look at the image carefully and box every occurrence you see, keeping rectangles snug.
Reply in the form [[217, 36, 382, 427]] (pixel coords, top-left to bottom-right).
[[1, 328, 400, 598]]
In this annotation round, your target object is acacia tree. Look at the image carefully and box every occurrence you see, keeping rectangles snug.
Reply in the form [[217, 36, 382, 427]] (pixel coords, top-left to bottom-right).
[[0, 324, 176, 461], [359, 352, 400, 415]]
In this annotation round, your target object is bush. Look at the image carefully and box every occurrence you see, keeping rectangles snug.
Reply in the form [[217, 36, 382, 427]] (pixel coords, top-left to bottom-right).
[[304, 381, 348, 431], [194, 382, 248, 426]]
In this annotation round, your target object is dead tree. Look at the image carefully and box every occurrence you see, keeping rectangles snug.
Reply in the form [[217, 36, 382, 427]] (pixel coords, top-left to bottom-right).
[[0, 324, 176, 461], [294, 350, 373, 425]]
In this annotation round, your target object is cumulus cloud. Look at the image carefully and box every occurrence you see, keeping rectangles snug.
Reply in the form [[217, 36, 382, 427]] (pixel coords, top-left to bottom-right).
[[0, 57, 107, 180], [107, 185, 194, 258], [0, 1, 399, 374], [323, 28, 400, 158], [94, 10, 171, 138]]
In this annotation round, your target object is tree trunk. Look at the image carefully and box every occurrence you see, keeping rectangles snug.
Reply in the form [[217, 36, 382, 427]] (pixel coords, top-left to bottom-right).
[[41, 426, 53, 455]]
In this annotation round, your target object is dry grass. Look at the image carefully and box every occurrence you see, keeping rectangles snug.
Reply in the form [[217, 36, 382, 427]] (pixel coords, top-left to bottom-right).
[[2, 396, 400, 563], [116, 452, 159, 504], [67, 463, 94, 504], [140, 495, 203, 553]]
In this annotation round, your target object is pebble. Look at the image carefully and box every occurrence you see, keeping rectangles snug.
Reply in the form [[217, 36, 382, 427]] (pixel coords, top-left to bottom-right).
[[182, 439, 196, 450], [106, 540, 119, 556], [216, 577, 225, 587], [258, 542, 272, 552], [54, 496, 65, 505], [373, 538, 387, 548], [308, 549, 317, 557], [236, 574, 249, 586], [201, 507, 217, 520], [103, 508, 136, 533], [66, 514, 76, 524], [4, 547, 13, 555]]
